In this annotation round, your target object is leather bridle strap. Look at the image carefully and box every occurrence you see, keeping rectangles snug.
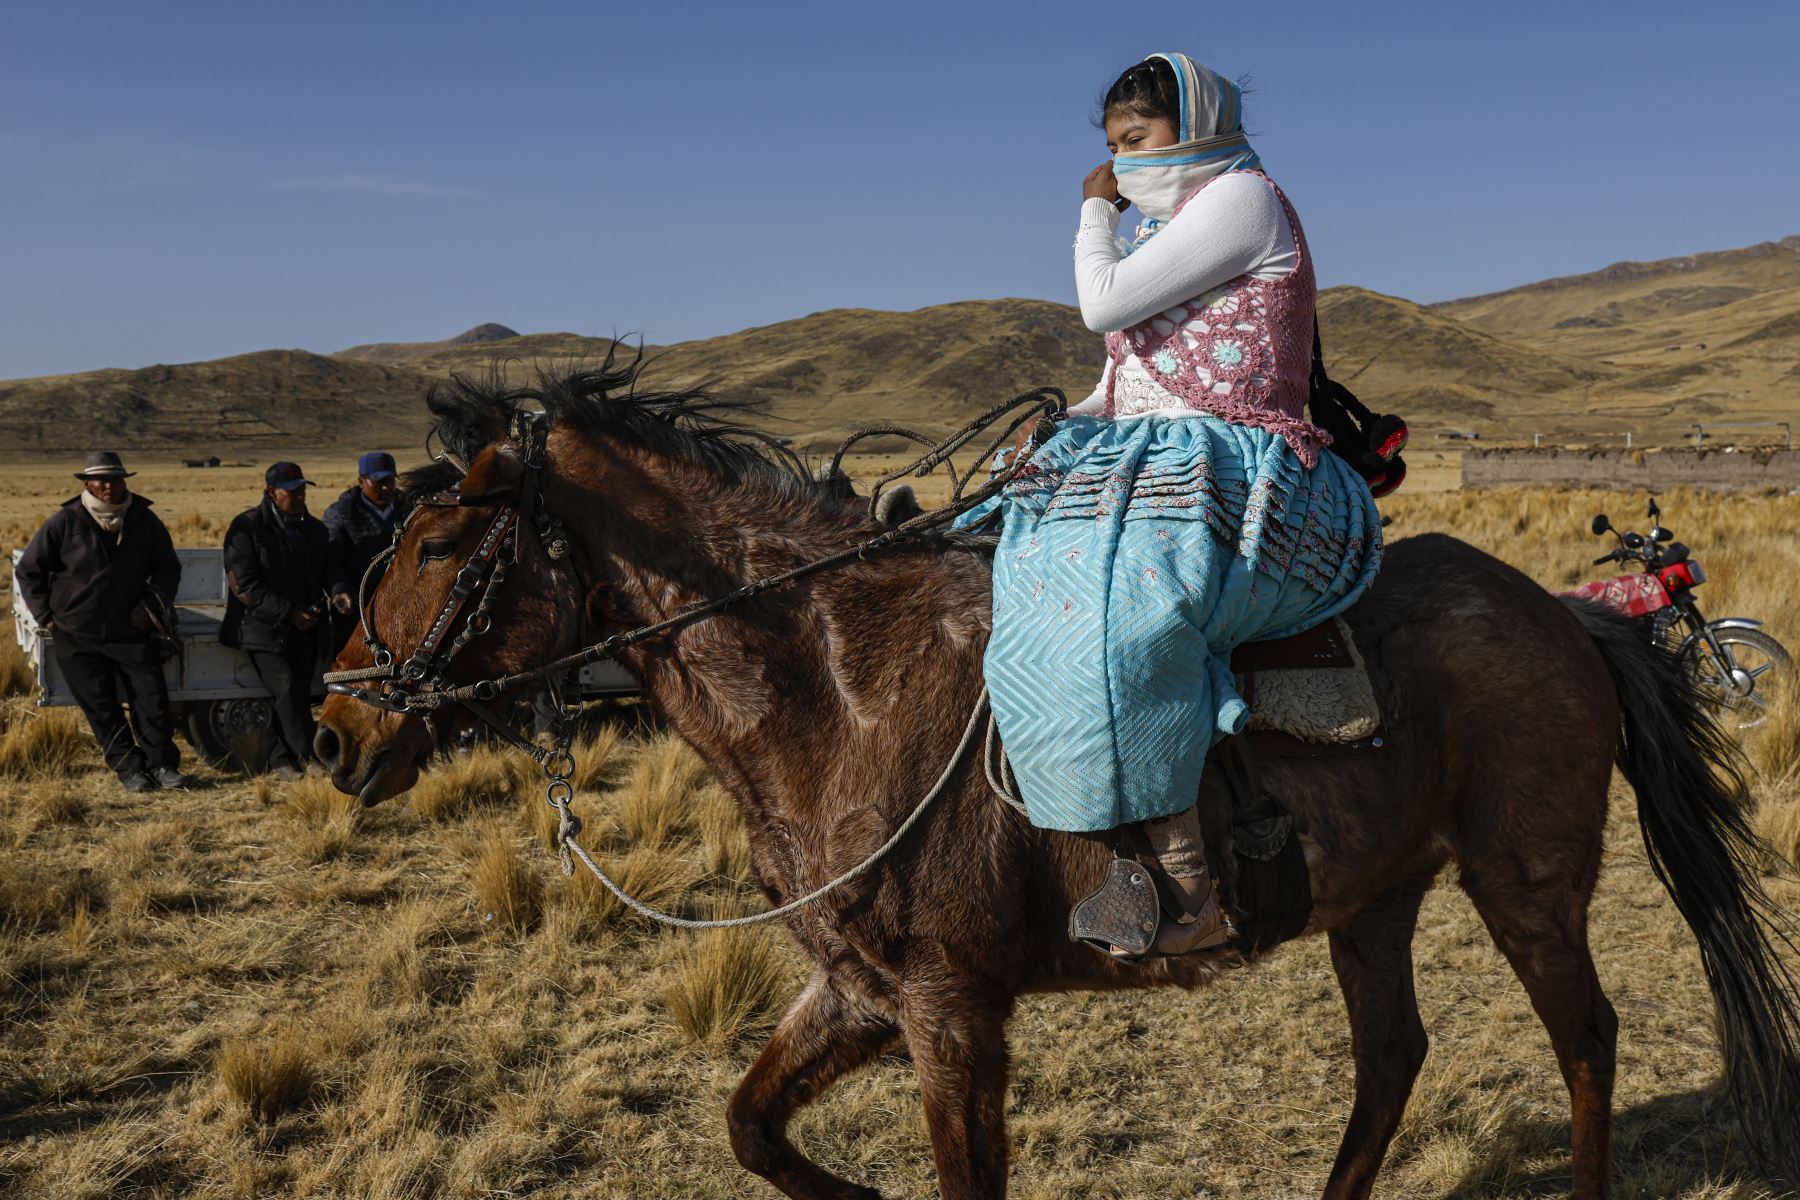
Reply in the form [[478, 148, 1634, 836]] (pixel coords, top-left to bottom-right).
[[397, 503, 517, 684]]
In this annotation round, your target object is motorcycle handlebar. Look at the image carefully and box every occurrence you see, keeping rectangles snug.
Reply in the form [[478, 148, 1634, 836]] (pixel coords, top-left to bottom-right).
[[1591, 553, 1616, 566]]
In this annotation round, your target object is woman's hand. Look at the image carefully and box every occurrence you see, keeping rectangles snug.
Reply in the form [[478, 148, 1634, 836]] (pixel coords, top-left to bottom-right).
[[1008, 422, 1040, 469], [1083, 161, 1120, 205]]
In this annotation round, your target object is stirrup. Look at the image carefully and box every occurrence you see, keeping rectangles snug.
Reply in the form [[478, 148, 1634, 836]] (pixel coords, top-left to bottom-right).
[[1070, 855, 1238, 963], [1069, 854, 1161, 960]]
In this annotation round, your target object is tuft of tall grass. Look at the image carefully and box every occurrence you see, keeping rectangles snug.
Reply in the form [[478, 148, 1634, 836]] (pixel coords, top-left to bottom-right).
[[665, 923, 788, 1046], [23, 780, 90, 827], [411, 747, 529, 822], [1742, 667, 1800, 787], [1758, 796, 1800, 867], [282, 777, 361, 863], [355, 901, 461, 1009], [217, 1031, 317, 1124], [0, 639, 35, 698], [64, 898, 94, 956], [471, 826, 543, 935], [559, 846, 700, 935], [694, 783, 750, 882], [615, 732, 707, 847], [0, 860, 104, 933], [0, 709, 92, 779], [570, 724, 626, 792]]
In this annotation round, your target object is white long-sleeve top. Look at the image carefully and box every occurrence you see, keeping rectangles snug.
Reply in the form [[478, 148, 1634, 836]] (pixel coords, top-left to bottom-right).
[[1069, 172, 1298, 417]]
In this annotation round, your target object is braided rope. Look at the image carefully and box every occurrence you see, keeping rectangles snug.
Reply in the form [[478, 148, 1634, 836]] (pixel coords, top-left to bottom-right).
[[551, 689, 991, 929], [983, 706, 1029, 816]]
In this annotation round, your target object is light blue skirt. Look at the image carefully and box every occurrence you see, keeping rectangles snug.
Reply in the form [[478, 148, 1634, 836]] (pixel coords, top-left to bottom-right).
[[964, 413, 1382, 833]]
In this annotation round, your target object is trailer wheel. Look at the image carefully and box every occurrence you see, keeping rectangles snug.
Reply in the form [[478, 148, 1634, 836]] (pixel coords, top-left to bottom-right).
[[184, 698, 277, 774]]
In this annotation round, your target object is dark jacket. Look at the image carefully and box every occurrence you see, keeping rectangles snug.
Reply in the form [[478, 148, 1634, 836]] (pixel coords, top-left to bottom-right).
[[221, 500, 349, 652], [321, 485, 407, 593], [16, 495, 181, 642]]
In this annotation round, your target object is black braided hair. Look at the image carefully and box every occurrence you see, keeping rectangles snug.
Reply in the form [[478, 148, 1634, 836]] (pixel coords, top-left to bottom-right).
[[1097, 57, 1180, 127]]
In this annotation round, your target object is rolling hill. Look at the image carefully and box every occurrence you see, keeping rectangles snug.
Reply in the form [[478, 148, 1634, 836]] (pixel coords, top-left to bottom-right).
[[0, 351, 439, 453], [332, 299, 1103, 450], [4, 235, 1797, 454]]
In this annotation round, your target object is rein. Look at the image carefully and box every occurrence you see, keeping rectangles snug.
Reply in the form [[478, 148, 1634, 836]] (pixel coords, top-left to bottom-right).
[[322, 387, 1065, 928]]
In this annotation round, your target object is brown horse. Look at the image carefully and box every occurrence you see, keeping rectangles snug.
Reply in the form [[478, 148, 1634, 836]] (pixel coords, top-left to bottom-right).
[[316, 366, 1800, 1200]]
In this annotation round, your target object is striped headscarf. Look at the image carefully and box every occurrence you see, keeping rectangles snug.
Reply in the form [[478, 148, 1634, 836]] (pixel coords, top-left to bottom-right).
[[1112, 53, 1261, 249]]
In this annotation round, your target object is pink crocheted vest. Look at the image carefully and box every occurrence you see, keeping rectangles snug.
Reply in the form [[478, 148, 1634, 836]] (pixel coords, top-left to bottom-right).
[[1102, 171, 1329, 468]]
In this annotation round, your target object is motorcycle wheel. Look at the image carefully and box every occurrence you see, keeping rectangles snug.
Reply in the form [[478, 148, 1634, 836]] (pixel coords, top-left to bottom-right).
[[1682, 627, 1792, 734]]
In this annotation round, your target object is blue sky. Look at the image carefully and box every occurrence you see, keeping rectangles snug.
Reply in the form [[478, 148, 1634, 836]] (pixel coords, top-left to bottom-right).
[[2, 0, 1796, 380]]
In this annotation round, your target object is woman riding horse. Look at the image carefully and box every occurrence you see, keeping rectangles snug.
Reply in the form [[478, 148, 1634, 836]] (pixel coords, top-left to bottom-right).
[[978, 54, 1381, 956], [312, 52, 1800, 1200]]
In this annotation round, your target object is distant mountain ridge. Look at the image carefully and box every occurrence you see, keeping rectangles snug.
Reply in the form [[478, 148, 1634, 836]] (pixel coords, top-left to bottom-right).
[[3, 234, 1796, 453], [1434, 236, 1800, 313]]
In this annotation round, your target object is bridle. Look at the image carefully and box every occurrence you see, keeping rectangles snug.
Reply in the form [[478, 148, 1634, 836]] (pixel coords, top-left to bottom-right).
[[324, 411, 572, 732], [338, 500, 514, 713]]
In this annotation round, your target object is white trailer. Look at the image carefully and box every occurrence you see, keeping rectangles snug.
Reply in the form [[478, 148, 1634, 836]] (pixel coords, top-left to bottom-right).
[[11, 548, 638, 767]]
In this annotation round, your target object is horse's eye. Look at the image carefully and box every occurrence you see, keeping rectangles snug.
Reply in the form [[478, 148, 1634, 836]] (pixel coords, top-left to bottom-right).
[[419, 538, 456, 563]]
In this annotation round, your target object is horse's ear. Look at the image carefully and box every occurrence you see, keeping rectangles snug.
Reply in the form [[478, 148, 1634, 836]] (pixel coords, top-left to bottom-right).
[[426, 381, 511, 463], [458, 445, 523, 503]]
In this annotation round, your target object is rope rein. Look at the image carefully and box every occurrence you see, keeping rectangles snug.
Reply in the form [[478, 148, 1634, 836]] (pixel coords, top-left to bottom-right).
[[325, 387, 1065, 930], [546, 690, 991, 929]]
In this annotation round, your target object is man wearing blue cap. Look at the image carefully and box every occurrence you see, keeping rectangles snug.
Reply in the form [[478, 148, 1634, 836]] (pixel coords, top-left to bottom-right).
[[221, 463, 352, 780], [322, 451, 408, 597]]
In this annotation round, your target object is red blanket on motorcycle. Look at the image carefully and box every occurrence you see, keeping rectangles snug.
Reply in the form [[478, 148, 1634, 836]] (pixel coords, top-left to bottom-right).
[[1561, 572, 1669, 619]]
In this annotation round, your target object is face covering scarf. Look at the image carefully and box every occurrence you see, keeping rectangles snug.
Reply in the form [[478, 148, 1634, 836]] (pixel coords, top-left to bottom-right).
[[1113, 52, 1262, 255], [80, 489, 132, 540]]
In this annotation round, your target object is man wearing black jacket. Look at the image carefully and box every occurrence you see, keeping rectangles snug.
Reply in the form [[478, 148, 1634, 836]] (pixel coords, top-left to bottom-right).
[[322, 450, 407, 650], [222, 462, 352, 780], [322, 450, 406, 590], [16, 451, 194, 792]]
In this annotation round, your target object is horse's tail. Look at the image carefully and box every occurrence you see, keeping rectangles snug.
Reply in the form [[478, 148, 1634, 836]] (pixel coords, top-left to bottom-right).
[[1567, 597, 1800, 1181]]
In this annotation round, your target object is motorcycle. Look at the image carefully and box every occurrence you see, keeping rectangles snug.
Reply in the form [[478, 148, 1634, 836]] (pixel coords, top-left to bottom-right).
[[1564, 497, 1790, 732]]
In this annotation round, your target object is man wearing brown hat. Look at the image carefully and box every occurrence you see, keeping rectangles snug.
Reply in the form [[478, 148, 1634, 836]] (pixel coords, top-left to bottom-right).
[[221, 462, 351, 780], [16, 452, 194, 792]]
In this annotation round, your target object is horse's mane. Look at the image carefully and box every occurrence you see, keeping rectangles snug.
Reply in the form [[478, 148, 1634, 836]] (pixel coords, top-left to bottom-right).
[[407, 348, 832, 506]]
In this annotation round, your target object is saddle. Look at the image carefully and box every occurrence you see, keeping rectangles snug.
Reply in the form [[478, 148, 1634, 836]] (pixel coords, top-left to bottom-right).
[[1231, 617, 1387, 759]]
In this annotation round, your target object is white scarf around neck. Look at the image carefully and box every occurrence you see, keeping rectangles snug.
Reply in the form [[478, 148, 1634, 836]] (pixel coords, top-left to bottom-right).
[[80, 489, 132, 538]]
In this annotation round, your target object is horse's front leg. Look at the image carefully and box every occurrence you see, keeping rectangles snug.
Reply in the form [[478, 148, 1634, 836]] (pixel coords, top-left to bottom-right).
[[729, 968, 899, 1200], [900, 978, 1013, 1199]]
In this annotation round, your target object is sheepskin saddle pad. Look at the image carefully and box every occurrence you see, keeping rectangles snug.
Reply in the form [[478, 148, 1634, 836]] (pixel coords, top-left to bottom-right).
[[1230, 617, 1384, 750]]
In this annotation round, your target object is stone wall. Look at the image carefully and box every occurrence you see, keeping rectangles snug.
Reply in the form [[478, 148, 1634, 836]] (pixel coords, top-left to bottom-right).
[[1461, 447, 1800, 491]]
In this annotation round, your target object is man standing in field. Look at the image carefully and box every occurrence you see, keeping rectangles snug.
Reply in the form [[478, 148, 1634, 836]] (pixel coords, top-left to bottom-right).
[[221, 462, 352, 781], [16, 451, 195, 792], [322, 450, 406, 600]]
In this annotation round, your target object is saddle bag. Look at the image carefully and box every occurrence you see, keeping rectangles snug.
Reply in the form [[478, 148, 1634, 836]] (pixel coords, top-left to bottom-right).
[[1308, 323, 1408, 498]]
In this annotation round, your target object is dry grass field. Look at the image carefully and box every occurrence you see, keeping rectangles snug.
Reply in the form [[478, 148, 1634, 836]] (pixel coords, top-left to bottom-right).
[[3, 458, 1800, 1199]]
